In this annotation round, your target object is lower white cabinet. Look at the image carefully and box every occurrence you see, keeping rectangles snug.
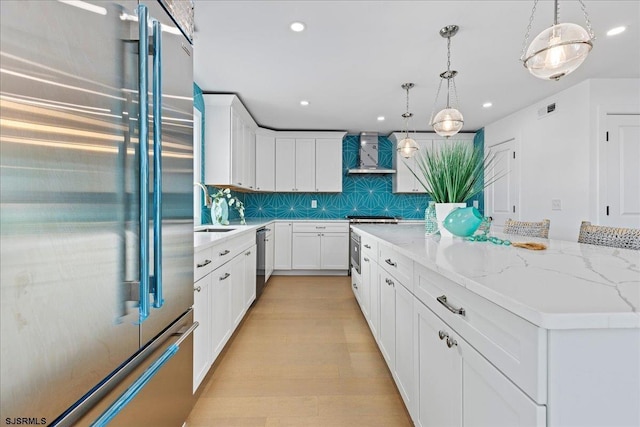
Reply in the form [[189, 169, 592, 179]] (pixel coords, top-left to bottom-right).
[[274, 222, 292, 270], [192, 273, 212, 393], [290, 222, 349, 270], [414, 299, 545, 427], [378, 268, 396, 369], [192, 232, 256, 393], [265, 226, 274, 281]]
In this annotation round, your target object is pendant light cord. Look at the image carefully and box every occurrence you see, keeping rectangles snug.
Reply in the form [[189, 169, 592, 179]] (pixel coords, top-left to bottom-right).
[[520, 0, 539, 61]]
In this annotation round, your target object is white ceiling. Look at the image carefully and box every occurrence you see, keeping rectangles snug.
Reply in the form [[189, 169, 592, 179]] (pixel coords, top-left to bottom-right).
[[193, 1, 640, 134]]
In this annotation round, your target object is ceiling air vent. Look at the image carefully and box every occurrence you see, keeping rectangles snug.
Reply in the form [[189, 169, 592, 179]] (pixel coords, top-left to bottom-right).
[[537, 102, 557, 119]]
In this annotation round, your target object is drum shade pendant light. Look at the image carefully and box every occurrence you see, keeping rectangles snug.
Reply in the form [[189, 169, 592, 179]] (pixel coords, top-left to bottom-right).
[[520, 0, 595, 81], [397, 83, 419, 158], [429, 25, 463, 138]]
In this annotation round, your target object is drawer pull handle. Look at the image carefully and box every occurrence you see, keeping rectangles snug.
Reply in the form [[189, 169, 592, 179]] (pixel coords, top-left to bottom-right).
[[219, 272, 230, 281], [316, 226, 326, 229], [385, 258, 397, 267], [438, 330, 448, 340], [353, 283, 358, 289], [446, 337, 458, 348], [219, 249, 230, 256], [385, 278, 394, 287], [364, 244, 371, 249], [245, 251, 251, 256], [194, 286, 201, 292], [437, 295, 466, 316], [363, 257, 370, 262], [196, 259, 211, 268]]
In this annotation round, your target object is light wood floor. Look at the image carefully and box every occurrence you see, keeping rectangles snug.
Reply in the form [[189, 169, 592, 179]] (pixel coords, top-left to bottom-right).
[[186, 275, 413, 427]]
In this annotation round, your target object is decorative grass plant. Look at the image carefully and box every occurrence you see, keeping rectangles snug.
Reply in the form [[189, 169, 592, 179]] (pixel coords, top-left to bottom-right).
[[407, 141, 503, 203]]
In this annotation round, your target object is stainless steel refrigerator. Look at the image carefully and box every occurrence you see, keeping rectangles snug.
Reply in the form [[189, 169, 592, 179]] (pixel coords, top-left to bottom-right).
[[0, 1, 196, 425]]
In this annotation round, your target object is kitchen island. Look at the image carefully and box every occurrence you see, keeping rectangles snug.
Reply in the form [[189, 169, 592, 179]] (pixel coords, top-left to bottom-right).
[[351, 223, 639, 427]]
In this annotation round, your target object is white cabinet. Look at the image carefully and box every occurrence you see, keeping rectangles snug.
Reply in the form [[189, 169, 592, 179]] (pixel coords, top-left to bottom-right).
[[203, 95, 257, 190], [274, 132, 346, 193], [291, 222, 349, 270], [192, 231, 256, 393], [192, 273, 211, 392], [378, 268, 396, 369], [211, 262, 232, 361], [255, 132, 275, 192], [389, 132, 475, 194], [414, 299, 545, 427], [274, 222, 292, 270], [243, 245, 257, 310], [315, 138, 343, 192], [264, 225, 274, 282], [291, 232, 321, 269], [395, 281, 415, 417]]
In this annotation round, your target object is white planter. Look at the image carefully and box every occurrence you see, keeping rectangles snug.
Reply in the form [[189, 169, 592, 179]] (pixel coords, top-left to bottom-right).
[[435, 203, 466, 238]]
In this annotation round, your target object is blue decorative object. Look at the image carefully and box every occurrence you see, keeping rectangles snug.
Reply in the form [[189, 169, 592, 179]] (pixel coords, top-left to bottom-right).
[[211, 198, 229, 225], [424, 201, 438, 235], [443, 206, 483, 237]]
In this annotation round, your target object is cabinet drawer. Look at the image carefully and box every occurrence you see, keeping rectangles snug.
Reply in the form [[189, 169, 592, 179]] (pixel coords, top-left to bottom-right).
[[293, 222, 348, 233], [378, 243, 413, 292], [206, 232, 256, 272], [414, 263, 547, 404], [194, 247, 214, 282], [361, 235, 377, 260]]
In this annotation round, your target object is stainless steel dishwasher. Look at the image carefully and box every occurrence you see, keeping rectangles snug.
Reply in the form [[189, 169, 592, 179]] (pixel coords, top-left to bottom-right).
[[256, 227, 267, 300]]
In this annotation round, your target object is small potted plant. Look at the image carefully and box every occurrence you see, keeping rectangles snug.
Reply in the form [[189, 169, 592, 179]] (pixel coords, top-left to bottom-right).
[[406, 141, 502, 237]]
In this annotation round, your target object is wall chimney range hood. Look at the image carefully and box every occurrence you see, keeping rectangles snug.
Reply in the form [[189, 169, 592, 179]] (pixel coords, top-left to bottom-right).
[[347, 132, 396, 174]]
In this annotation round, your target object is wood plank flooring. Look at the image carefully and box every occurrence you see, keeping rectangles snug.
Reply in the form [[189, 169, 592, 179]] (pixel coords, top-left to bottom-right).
[[186, 275, 413, 427]]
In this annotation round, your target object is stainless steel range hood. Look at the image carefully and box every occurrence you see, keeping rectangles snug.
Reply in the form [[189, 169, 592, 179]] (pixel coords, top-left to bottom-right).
[[347, 132, 396, 174]]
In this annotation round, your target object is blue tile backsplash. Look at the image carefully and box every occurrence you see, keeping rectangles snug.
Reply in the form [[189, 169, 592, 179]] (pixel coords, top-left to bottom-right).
[[241, 133, 484, 220]]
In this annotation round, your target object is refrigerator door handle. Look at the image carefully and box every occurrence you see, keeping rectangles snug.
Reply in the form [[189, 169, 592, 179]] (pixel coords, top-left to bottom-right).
[[90, 321, 199, 427], [138, 4, 150, 323], [151, 17, 164, 309]]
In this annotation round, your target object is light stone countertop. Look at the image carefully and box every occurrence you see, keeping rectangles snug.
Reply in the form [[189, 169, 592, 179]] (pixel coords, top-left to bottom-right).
[[352, 223, 640, 330]]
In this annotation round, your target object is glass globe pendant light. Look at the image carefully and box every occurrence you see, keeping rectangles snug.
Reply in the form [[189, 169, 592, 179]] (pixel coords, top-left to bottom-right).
[[397, 83, 419, 158], [429, 25, 463, 138], [520, 0, 595, 81]]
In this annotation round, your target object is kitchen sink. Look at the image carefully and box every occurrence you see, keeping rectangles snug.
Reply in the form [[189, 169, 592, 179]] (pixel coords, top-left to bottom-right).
[[195, 227, 235, 233]]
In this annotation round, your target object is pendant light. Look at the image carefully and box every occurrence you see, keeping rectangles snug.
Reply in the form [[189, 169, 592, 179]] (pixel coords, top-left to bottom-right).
[[429, 25, 463, 138], [397, 83, 419, 158], [520, 0, 595, 81]]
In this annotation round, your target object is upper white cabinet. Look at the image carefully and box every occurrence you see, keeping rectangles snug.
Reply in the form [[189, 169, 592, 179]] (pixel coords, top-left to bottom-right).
[[389, 132, 475, 194], [255, 129, 276, 192], [203, 94, 257, 190], [275, 132, 346, 193]]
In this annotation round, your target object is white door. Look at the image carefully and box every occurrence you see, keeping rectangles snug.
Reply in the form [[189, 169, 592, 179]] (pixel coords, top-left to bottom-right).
[[192, 274, 211, 392], [244, 127, 256, 190], [378, 269, 396, 369], [395, 282, 415, 417], [414, 300, 462, 427], [291, 233, 321, 269], [320, 233, 349, 269], [231, 108, 244, 187], [295, 138, 316, 192], [602, 114, 640, 227], [211, 264, 232, 360], [275, 138, 296, 191], [243, 245, 257, 309], [274, 222, 292, 270], [315, 138, 343, 192], [230, 254, 245, 329], [265, 227, 275, 281], [367, 259, 380, 339], [255, 134, 275, 191], [485, 138, 518, 230]]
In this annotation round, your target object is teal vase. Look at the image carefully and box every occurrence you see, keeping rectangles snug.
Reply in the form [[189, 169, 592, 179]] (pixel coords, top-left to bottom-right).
[[443, 206, 483, 237], [211, 198, 229, 225], [425, 201, 438, 235]]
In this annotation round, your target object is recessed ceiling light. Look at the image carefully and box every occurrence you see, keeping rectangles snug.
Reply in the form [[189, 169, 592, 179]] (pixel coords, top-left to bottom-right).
[[607, 26, 626, 36], [290, 22, 305, 32], [482, 102, 493, 108], [377, 116, 385, 121], [300, 100, 309, 106]]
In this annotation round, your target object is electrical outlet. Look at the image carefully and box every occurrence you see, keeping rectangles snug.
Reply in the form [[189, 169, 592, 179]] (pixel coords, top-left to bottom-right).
[[472, 200, 479, 209], [552, 199, 562, 211], [311, 200, 317, 209]]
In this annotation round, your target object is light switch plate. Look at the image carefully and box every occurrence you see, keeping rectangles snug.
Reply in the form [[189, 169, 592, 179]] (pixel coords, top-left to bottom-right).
[[311, 200, 317, 208], [552, 199, 561, 210]]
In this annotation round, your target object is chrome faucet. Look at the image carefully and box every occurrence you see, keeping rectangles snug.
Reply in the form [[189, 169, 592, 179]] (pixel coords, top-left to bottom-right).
[[193, 182, 212, 208]]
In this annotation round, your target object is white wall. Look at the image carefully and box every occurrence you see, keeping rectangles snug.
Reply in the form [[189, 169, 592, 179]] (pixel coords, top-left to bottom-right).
[[484, 78, 640, 241]]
